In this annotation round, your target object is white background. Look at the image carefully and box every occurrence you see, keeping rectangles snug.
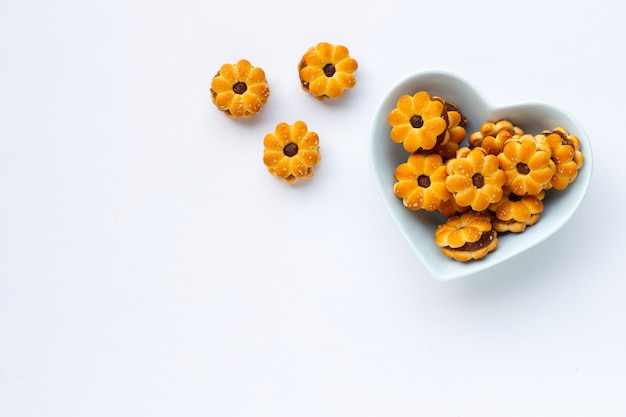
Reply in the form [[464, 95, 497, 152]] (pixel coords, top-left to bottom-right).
[[1, 0, 625, 415]]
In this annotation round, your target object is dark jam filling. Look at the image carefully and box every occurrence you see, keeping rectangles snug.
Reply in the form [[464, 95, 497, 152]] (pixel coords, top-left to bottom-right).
[[452, 230, 495, 252], [233, 82, 247, 94], [516, 162, 530, 175], [553, 130, 572, 147], [323, 63, 336, 77], [410, 115, 424, 128], [472, 173, 485, 188], [283, 143, 299, 157]]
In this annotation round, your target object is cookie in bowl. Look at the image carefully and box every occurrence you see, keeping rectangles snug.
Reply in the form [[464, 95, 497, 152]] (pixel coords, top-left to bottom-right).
[[393, 152, 451, 212], [536, 127, 585, 190], [488, 188, 545, 233], [444, 146, 506, 212], [435, 212, 499, 262], [497, 134, 555, 196]]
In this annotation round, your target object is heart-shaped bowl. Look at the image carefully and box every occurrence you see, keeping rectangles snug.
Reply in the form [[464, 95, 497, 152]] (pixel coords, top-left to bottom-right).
[[369, 69, 593, 282]]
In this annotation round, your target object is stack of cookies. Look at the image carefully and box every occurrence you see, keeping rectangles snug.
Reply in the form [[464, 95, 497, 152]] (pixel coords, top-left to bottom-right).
[[388, 91, 585, 261]]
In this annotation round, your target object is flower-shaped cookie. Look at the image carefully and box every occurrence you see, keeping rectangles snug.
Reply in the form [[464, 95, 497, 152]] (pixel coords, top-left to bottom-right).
[[435, 212, 498, 261], [211, 59, 270, 118], [298, 42, 358, 100], [263, 121, 321, 184], [441, 100, 468, 146], [537, 127, 584, 190], [445, 147, 506, 212], [428, 102, 467, 160], [497, 134, 556, 196], [388, 91, 448, 153], [488, 188, 545, 233], [468, 119, 524, 155], [393, 152, 451, 212], [437, 196, 471, 218]]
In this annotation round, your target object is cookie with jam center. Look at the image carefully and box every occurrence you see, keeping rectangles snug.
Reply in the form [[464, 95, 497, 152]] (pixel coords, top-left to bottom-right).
[[497, 134, 556, 196], [535, 127, 584, 190], [435, 212, 498, 261], [393, 152, 451, 212], [262, 121, 321, 184], [445, 146, 506, 212], [298, 42, 358, 100], [489, 188, 545, 233], [211, 59, 270, 118]]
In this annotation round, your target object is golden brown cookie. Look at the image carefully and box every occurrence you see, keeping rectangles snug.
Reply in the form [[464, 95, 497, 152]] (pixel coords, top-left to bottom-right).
[[298, 42, 358, 100], [468, 119, 524, 155], [440, 100, 468, 146], [263, 121, 320, 184], [497, 134, 556, 196], [488, 188, 545, 233], [393, 152, 451, 212], [388, 91, 449, 153], [427, 100, 467, 159], [210, 59, 270, 118], [435, 212, 498, 261], [536, 127, 584, 190], [444, 147, 506, 212], [437, 196, 471, 218]]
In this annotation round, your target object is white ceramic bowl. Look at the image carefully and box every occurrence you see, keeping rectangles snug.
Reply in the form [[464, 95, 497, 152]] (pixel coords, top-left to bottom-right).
[[369, 69, 593, 282]]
